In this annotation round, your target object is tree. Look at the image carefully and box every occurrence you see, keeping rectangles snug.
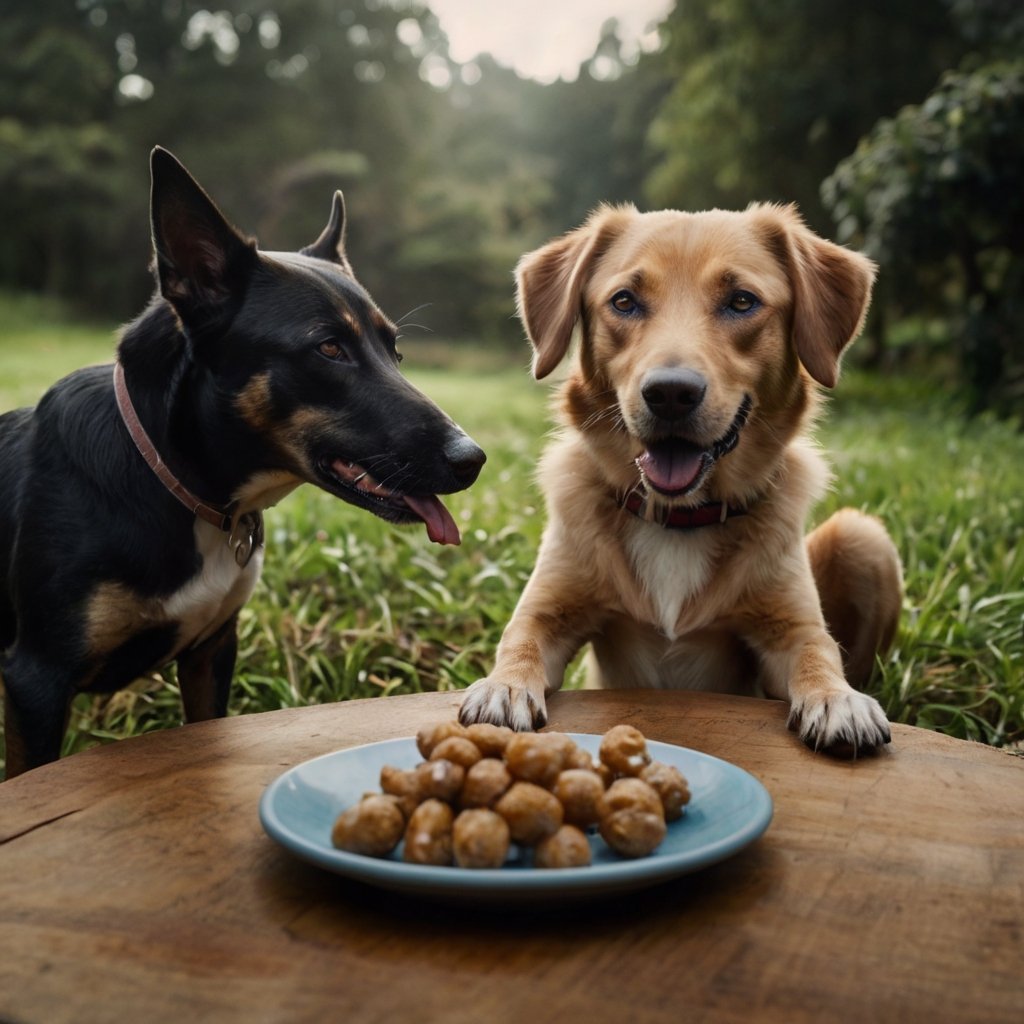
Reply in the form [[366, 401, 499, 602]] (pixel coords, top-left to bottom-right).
[[822, 0, 1024, 413], [822, 61, 1024, 414], [645, 0, 967, 231], [0, 2, 126, 303]]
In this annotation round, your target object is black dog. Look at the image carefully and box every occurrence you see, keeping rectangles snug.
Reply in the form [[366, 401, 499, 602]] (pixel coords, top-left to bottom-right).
[[0, 148, 485, 778]]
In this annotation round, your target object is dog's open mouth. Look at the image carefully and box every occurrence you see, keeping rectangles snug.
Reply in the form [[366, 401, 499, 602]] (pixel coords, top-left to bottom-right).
[[636, 395, 752, 498], [318, 457, 461, 546]]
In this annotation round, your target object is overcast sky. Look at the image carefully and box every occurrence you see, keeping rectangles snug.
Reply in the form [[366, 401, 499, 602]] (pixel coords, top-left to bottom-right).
[[426, 0, 673, 82]]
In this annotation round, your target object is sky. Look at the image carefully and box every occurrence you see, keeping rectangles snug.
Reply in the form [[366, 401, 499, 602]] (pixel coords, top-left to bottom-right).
[[426, 0, 674, 83]]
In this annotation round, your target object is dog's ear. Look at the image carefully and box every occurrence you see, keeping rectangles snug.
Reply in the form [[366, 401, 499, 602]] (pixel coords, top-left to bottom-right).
[[516, 205, 633, 380], [759, 205, 876, 389], [149, 147, 257, 329], [300, 191, 354, 274]]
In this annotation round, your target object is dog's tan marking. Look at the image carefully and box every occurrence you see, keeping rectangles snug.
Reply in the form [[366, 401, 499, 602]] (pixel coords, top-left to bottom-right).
[[339, 308, 360, 335], [85, 520, 262, 667], [235, 372, 275, 433], [85, 582, 166, 658], [234, 375, 339, 490]]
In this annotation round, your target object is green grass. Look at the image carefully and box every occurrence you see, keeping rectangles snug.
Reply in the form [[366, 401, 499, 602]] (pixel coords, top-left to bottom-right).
[[1, 291, 1022, 768]]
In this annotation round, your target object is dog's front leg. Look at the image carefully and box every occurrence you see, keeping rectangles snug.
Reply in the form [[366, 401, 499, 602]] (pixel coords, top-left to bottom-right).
[[744, 586, 891, 757], [176, 614, 239, 723], [2, 657, 74, 778], [459, 547, 602, 731]]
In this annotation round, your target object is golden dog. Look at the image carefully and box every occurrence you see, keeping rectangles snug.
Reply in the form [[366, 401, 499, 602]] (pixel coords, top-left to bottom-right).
[[460, 203, 902, 755]]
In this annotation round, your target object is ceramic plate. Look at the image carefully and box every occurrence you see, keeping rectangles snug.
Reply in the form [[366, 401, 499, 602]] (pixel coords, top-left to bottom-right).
[[259, 734, 773, 902]]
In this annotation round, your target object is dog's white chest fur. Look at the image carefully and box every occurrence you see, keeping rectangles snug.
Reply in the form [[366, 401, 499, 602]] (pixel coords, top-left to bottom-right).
[[625, 521, 712, 640], [165, 520, 263, 651]]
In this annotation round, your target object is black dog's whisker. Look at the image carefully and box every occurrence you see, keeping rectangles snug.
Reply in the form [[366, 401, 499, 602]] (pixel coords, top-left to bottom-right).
[[396, 302, 433, 327]]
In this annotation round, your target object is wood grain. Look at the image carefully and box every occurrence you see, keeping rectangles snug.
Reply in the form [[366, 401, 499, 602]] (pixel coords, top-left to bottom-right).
[[1, 690, 1021, 1024]]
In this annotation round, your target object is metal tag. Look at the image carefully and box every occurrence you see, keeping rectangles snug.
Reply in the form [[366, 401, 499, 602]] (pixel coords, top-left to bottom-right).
[[230, 512, 263, 568]]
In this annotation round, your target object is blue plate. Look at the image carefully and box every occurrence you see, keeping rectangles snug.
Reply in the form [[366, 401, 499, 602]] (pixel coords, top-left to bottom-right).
[[259, 734, 773, 902]]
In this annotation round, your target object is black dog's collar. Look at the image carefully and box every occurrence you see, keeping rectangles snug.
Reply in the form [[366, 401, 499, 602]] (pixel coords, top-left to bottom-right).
[[620, 489, 748, 529], [113, 362, 233, 532]]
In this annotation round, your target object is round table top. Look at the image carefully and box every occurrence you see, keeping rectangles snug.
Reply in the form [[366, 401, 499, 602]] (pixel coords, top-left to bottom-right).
[[1, 689, 1021, 1024]]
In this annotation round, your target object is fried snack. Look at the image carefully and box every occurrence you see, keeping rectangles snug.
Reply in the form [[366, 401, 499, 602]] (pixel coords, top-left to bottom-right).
[[415, 758, 465, 803], [416, 720, 469, 759], [598, 777, 667, 858], [460, 757, 513, 808], [504, 732, 572, 788], [565, 746, 597, 771], [465, 722, 515, 758], [403, 799, 455, 866], [379, 764, 422, 818], [641, 761, 691, 821], [336, 721, 689, 866], [599, 809, 667, 858], [452, 808, 511, 868], [331, 794, 405, 857], [599, 777, 664, 819], [494, 781, 564, 845], [430, 735, 483, 770], [534, 825, 592, 869], [598, 724, 652, 776], [553, 769, 606, 828]]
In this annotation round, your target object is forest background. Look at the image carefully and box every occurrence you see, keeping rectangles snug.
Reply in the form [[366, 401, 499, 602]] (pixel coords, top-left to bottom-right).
[[3, 0, 1022, 411]]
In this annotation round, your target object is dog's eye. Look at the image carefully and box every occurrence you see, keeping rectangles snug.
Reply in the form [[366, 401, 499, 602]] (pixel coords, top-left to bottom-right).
[[610, 290, 640, 315], [727, 291, 760, 314], [318, 340, 352, 362]]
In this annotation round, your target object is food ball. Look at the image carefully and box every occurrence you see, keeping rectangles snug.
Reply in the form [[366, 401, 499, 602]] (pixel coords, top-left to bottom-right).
[[494, 781, 564, 845], [452, 809, 511, 868], [565, 746, 597, 771], [599, 724, 651, 776], [504, 732, 572, 788], [599, 809, 667, 858], [430, 736, 483, 770], [599, 777, 665, 819], [641, 761, 691, 821], [379, 764, 422, 818], [331, 794, 405, 857], [553, 769, 606, 828], [465, 722, 515, 758], [534, 825, 592, 869], [403, 799, 455, 866], [460, 757, 513, 808], [416, 720, 469, 759], [415, 758, 465, 803]]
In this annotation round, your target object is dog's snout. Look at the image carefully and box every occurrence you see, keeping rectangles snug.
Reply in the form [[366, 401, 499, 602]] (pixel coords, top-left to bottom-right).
[[641, 368, 707, 421], [445, 433, 486, 487]]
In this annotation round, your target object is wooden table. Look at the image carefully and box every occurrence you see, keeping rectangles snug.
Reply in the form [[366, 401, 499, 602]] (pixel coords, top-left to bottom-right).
[[1, 690, 1021, 1024]]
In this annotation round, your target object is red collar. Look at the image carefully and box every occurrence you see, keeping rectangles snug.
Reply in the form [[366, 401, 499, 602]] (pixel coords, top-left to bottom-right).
[[113, 362, 233, 532], [620, 489, 747, 529]]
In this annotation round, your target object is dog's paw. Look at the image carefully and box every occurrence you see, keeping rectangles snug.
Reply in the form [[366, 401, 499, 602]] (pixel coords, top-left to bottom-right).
[[787, 689, 891, 758], [458, 678, 547, 732]]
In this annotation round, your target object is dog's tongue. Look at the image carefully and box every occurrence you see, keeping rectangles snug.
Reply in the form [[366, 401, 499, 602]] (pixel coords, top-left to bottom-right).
[[403, 494, 461, 546], [638, 447, 704, 494]]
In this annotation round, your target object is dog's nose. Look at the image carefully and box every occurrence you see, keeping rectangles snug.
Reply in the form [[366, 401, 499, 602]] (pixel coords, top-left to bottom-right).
[[445, 433, 486, 488], [641, 368, 707, 421]]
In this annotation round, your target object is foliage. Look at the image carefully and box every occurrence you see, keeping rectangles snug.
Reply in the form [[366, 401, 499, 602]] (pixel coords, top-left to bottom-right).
[[0, 304, 1021, 772], [0, 1, 667, 345], [3, 0, 1021, 414], [646, 0, 966, 231], [823, 55, 1024, 414]]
